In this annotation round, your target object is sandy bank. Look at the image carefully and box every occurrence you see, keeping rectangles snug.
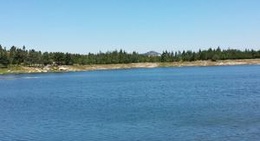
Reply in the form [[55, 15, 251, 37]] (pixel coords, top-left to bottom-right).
[[1, 59, 260, 75]]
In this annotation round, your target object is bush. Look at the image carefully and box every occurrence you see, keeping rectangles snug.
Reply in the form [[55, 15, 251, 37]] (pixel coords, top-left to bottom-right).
[[211, 54, 220, 61], [0, 63, 7, 68]]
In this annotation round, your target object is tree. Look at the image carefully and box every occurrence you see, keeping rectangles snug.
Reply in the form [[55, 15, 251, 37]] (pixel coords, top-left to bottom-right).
[[53, 52, 65, 65], [0, 45, 9, 67], [65, 53, 73, 65], [0, 44, 260, 67], [42, 52, 51, 65]]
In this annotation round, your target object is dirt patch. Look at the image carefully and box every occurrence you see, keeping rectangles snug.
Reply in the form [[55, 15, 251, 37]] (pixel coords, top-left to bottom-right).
[[1, 59, 260, 75]]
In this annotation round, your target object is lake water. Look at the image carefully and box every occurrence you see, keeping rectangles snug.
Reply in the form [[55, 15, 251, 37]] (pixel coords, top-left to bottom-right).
[[0, 65, 260, 141]]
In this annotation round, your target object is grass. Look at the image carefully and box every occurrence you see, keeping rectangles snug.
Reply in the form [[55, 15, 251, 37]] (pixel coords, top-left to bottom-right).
[[0, 66, 28, 74], [0, 68, 8, 74]]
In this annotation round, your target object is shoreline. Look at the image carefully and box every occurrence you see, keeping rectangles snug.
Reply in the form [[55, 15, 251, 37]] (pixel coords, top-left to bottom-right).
[[1, 59, 260, 75]]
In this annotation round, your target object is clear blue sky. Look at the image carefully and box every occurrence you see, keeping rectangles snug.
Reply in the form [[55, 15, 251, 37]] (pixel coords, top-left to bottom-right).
[[0, 0, 260, 53]]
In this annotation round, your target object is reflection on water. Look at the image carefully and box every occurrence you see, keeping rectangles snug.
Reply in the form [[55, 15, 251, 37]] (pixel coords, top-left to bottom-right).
[[0, 75, 39, 80]]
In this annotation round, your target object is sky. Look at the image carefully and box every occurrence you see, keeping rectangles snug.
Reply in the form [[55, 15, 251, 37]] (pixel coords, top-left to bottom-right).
[[0, 0, 260, 54]]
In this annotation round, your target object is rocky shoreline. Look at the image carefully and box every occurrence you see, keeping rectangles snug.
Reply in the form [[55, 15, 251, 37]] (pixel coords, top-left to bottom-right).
[[1, 59, 260, 75]]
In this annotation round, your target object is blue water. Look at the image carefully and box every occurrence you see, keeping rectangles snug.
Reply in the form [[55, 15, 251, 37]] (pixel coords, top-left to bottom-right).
[[0, 65, 260, 141]]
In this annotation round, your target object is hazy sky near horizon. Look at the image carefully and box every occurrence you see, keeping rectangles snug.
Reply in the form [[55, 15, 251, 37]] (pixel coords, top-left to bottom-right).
[[0, 0, 260, 53]]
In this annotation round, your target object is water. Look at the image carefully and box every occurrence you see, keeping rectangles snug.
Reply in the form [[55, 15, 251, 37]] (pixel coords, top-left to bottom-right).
[[0, 65, 260, 141]]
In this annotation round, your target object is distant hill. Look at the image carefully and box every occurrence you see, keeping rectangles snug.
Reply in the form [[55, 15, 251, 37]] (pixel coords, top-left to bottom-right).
[[143, 51, 161, 57]]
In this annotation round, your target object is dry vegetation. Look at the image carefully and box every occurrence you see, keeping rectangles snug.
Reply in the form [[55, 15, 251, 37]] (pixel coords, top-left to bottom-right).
[[1, 59, 260, 75]]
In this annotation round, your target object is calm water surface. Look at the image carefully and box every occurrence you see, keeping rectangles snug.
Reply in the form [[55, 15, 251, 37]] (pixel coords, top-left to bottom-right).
[[0, 65, 260, 141]]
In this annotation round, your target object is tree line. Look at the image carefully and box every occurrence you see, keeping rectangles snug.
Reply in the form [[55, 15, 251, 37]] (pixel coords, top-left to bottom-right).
[[0, 44, 260, 68], [160, 47, 260, 62]]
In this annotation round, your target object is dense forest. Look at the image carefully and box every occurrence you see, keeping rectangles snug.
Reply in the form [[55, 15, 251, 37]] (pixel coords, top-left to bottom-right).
[[0, 44, 260, 68]]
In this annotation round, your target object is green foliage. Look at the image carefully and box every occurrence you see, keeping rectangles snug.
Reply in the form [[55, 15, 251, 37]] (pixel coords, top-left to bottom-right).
[[160, 48, 260, 62], [0, 44, 259, 66], [211, 54, 220, 61], [0, 45, 9, 67]]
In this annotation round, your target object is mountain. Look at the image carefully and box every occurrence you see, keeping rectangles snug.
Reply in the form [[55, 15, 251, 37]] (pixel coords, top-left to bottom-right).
[[143, 51, 161, 57]]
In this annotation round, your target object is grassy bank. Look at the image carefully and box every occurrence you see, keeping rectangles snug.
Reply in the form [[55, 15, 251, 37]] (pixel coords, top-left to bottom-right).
[[1, 59, 260, 75]]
